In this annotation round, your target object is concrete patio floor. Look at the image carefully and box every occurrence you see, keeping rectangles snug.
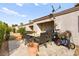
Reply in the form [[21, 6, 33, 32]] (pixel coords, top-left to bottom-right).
[[9, 40, 76, 56]]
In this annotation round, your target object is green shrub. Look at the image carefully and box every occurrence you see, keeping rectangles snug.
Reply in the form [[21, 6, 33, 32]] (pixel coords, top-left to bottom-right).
[[0, 29, 5, 48], [0, 21, 11, 48], [17, 27, 26, 38]]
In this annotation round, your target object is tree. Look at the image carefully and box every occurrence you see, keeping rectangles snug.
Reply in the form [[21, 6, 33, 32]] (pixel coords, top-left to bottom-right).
[[20, 22, 24, 26], [12, 24, 18, 33], [12, 28, 16, 33]]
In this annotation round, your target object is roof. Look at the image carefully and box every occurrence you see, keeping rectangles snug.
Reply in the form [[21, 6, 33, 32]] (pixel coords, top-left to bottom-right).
[[26, 6, 79, 25]]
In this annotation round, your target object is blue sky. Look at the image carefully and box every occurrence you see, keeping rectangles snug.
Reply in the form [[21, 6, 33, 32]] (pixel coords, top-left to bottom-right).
[[0, 3, 76, 25]]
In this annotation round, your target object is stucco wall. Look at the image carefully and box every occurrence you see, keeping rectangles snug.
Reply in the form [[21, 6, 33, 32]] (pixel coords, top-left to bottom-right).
[[54, 11, 79, 45], [25, 10, 79, 45], [33, 23, 41, 36]]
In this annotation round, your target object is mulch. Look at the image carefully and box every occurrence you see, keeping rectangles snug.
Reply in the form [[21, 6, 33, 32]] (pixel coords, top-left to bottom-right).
[[0, 41, 9, 56]]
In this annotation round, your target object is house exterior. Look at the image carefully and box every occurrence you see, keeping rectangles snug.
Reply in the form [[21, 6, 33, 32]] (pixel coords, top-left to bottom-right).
[[22, 6, 79, 45]]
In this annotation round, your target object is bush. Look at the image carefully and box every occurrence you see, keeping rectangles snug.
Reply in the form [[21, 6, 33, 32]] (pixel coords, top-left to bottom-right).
[[0, 21, 11, 48], [5, 27, 12, 41], [0, 29, 5, 48], [17, 27, 26, 38]]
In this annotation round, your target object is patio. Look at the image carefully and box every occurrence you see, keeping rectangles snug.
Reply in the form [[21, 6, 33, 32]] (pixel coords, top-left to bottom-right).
[[9, 40, 76, 56]]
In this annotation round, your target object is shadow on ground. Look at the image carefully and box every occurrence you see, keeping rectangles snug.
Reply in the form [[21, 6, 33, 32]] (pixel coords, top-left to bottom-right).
[[8, 40, 21, 55]]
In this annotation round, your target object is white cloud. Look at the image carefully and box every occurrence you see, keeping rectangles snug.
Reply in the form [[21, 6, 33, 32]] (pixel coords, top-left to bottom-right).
[[34, 3, 39, 6], [16, 3, 48, 7], [21, 15, 27, 17], [42, 3, 48, 5], [0, 7, 27, 17], [16, 3, 24, 7], [34, 3, 48, 6]]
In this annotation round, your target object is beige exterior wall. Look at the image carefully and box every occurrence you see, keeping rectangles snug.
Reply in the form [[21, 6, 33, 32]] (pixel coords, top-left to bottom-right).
[[33, 23, 41, 36], [25, 10, 79, 45], [54, 11, 79, 45]]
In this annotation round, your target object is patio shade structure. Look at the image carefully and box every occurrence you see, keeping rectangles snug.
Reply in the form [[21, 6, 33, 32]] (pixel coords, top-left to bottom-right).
[[26, 30, 37, 37], [26, 30, 36, 34]]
